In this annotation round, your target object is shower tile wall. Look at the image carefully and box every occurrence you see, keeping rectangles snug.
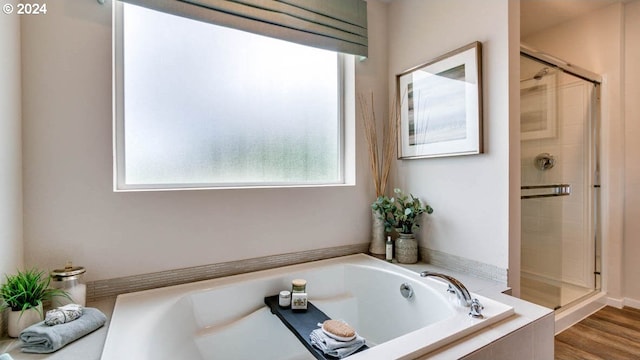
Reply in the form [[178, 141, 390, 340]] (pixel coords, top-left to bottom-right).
[[521, 80, 593, 291]]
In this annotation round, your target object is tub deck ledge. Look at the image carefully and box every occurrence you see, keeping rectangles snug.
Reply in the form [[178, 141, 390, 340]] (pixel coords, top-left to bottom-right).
[[0, 258, 553, 360]]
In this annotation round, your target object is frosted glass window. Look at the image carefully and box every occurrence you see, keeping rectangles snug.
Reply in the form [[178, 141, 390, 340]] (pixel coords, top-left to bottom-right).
[[114, 3, 344, 190]]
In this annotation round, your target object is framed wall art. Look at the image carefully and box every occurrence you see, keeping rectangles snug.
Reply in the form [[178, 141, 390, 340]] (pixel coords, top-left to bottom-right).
[[396, 41, 483, 159]]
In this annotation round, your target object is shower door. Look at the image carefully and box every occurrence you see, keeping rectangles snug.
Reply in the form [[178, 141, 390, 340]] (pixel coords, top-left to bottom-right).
[[519, 54, 600, 310]]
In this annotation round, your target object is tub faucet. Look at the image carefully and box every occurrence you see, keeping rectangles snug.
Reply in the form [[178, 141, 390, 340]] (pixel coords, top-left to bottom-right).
[[420, 271, 484, 318]]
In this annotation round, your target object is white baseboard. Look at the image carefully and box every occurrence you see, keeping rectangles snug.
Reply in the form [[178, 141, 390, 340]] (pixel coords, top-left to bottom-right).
[[555, 292, 607, 334], [606, 296, 624, 308], [622, 297, 640, 309], [555, 294, 640, 334]]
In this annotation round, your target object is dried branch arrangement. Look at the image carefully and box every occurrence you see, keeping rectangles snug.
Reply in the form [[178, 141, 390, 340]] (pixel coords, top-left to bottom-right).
[[358, 93, 400, 197]]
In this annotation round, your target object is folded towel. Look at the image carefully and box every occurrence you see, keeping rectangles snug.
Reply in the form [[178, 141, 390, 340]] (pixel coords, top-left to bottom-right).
[[0, 353, 15, 360], [310, 328, 366, 359], [45, 304, 84, 326], [19, 307, 107, 354]]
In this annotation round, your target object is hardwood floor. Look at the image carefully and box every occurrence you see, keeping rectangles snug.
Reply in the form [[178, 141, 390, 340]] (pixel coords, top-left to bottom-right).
[[555, 306, 640, 359]]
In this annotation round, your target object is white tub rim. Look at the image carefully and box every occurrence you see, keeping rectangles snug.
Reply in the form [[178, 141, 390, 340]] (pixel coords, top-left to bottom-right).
[[101, 254, 515, 360]]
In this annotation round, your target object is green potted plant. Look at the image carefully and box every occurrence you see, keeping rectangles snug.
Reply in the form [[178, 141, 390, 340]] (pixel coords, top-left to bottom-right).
[[371, 195, 396, 233], [372, 188, 433, 263], [1, 268, 68, 337], [390, 188, 434, 235]]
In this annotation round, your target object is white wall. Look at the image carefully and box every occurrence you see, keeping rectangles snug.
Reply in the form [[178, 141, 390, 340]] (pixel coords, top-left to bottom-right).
[[508, 0, 521, 295], [387, 0, 515, 272], [0, 0, 24, 277], [21, 0, 389, 281], [17, 0, 525, 286], [523, 3, 626, 301], [623, 0, 640, 304]]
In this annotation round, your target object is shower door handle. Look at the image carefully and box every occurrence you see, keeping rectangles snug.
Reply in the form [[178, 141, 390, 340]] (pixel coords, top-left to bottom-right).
[[521, 184, 571, 199]]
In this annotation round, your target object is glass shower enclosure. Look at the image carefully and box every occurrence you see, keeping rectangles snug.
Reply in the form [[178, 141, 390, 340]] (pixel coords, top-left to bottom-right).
[[519, 48, 601, 311]]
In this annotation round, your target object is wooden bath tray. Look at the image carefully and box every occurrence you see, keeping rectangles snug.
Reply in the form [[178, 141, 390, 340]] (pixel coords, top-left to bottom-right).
[[264, 295, 368, 359]]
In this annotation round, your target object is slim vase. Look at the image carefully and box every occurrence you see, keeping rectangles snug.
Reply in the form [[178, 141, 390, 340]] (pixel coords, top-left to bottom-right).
[[369, 209, 386, 259], [395, 233, 418, 264]]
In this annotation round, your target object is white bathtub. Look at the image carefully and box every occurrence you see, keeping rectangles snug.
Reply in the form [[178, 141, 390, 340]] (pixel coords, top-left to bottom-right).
[[101, 254, 514, 359]]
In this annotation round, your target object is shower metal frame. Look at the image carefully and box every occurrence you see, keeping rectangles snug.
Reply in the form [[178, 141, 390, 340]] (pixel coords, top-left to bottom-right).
[[520, 45, 603, 309], [521, 44, 602, 85]]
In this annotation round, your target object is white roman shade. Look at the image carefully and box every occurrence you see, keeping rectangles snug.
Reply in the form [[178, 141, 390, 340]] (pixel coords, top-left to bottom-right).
[[119, 0, 368, 56]]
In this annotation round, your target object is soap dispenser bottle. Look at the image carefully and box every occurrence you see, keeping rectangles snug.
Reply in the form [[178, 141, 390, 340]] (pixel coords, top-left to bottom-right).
[[385, 236, 393, 262]]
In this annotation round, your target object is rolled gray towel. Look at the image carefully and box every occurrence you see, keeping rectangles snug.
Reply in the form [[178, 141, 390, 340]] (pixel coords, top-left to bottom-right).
[[19, 307, 107, 354]]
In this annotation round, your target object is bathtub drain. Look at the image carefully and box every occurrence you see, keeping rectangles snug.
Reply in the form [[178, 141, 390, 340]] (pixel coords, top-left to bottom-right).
[[400, 283, 414, 299]]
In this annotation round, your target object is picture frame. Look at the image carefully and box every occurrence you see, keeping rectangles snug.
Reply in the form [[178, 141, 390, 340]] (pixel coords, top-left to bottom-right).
[[520, 73, 557, 140], [396, 41, 483, 159]]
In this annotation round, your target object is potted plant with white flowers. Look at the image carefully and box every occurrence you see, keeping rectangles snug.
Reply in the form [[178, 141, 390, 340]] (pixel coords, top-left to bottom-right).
[[1, 268, 68, 337]]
